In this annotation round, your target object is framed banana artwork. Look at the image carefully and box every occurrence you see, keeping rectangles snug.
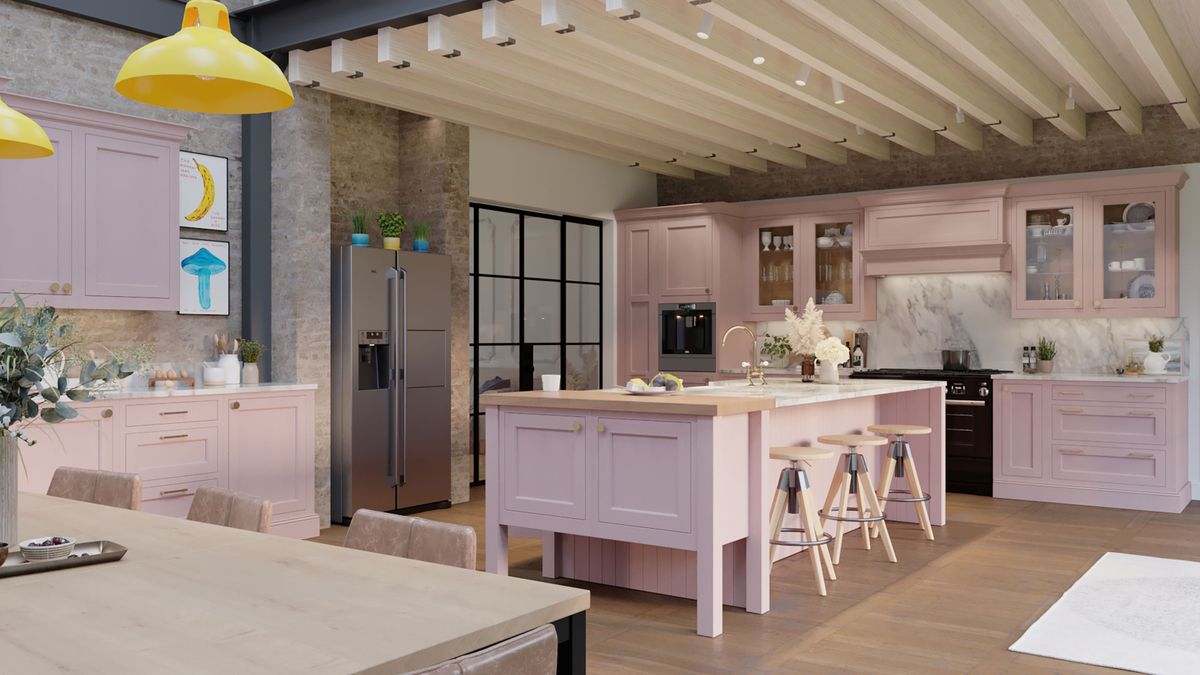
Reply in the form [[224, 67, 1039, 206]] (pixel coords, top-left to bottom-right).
[[179, 151, 228, 232]]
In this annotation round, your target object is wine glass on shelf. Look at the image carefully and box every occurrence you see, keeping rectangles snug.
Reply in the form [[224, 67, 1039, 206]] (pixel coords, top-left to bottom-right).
[[761, 231, 772, 252]]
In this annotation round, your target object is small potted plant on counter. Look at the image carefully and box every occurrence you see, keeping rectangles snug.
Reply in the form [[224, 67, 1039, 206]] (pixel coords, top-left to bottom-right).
[[350, 211, 369, 247], [411, 221, 431, 252], [761, 333, 792, 369], [1143, 334, 1172, 375], [377, 211, 405, 251], [240, 339, 265, 385], [1036, 337, 1057, 373]]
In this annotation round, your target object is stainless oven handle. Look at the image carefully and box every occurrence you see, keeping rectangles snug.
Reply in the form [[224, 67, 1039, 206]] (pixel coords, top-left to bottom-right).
[[946, 400, 987, 407]]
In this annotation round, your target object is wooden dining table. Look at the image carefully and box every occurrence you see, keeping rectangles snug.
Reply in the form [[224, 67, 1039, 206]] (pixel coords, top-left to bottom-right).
[[2, 493, 589, 674]]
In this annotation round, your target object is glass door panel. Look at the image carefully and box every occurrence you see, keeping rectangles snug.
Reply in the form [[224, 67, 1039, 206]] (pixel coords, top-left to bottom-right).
[[1011, 198, 1084, 315], [754, 221, 795, 309], [1093, 191, 1164, 308], [811, 218, 854, 307]]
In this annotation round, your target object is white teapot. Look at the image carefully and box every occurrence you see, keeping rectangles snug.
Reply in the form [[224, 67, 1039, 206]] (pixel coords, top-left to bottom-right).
[[1143, 350, 1172, 375]]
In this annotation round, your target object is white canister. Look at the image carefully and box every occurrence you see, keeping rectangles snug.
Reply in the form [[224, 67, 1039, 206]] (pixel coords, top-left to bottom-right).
[[217, 354, 241, 385], [541, 374, 561, 392], [202, 364, 226, 387]]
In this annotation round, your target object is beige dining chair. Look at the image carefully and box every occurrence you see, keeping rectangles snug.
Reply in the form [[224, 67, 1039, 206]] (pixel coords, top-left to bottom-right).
[[343, 509, 476, 570], [406, 624, 557, 675], [47, 467, 143, 511], [186, 486, 272, 534]]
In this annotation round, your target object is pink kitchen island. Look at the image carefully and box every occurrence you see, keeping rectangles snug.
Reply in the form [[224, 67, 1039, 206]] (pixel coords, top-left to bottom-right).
[[482, 379, 946, 637]]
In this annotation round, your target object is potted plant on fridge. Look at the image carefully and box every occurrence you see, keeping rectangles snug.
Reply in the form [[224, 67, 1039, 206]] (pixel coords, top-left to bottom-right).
[[240, 339, 264, 384], [350, 211, 369, 247], [1036, 337, 1057, 373], [411, 222, 431, 252], [1, 295, 134, 547], [377, 211, 405, 251]]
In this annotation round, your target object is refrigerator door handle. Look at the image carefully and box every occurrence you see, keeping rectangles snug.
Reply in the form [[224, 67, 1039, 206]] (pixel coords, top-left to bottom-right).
[[397, 264, 408, 487], [386, 267, 400, 489]]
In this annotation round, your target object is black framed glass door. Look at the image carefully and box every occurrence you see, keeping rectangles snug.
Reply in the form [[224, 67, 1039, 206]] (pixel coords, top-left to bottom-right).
[[470, 204, 603, 484]]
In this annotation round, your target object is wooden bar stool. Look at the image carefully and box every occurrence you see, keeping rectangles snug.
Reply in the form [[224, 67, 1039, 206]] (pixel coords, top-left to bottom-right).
[[767, 446, 837, 596], [817, 434, 896, 565], [868, 424, 935, 542]]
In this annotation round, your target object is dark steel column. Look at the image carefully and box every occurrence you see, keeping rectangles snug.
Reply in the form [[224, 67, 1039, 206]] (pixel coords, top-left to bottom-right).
[[241, 113, 272, 381]]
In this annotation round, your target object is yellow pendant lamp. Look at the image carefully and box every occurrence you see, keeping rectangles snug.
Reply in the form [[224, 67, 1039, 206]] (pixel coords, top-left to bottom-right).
[[114, 0, 294, 114], [0, 96, 54, 159]]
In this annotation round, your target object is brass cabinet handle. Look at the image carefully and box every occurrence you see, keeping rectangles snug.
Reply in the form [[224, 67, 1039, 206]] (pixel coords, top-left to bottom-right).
[[1059, 448, 1084, 455], [705, 287, 711, 294], [159, 434, 189, 440], [1059, 390, 1083, 395], [1128, 393, 1155, 398], [1127, 452, 1155, 459], [50, 282, 60, 293], [101, 409, 113, 419], [62, 282, 72, 294], [159, 488, 190, 496], [1127, 410, 1155, 417], [597, 422, 607, 433], [231, 401, 241, 410], [1059, 407, 1085, 414], [159, 410, 188, 416], [571, 421, 582, 433]]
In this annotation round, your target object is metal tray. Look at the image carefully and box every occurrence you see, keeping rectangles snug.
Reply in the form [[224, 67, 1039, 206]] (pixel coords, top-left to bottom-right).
[[0, 541, 128, 578]]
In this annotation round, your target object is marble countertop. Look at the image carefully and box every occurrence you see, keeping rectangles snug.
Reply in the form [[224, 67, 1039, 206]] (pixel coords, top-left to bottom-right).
[[94, 382, 318, 400], [993, 373, 1188, 383], [482, 379, 943, 416]]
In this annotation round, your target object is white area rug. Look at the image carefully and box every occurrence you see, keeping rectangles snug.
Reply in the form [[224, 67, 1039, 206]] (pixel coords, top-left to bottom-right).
[[1010, 552, 1200, 674]]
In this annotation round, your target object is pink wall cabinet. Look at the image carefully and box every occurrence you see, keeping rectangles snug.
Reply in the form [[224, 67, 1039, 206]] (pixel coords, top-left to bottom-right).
[[658, 217, 714, 297], [1009, 172, 1185, 318], [2, 93, 189, 311], [859, 190, 1009, 277], [744, 216, 799, 318], [618, 221, 657, 383], [800, 211, 873, 319], [994, 379, 1189, 512]]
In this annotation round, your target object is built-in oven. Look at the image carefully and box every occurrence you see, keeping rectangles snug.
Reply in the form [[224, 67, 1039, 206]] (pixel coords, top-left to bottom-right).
[[659, 302, 716, 372]]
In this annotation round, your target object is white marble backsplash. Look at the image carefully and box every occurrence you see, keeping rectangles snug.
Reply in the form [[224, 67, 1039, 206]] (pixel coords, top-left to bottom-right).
[[759, 273, 1188, 374]]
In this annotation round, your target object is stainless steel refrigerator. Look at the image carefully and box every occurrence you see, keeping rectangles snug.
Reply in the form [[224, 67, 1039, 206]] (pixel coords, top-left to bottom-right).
[[332, 246, 451, 524]]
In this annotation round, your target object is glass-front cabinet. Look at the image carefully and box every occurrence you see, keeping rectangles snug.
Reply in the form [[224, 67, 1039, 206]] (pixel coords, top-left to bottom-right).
[[750, 216, 797, 312], [1012, 197, 1085, 315], [1091, 190, 1167, 313]]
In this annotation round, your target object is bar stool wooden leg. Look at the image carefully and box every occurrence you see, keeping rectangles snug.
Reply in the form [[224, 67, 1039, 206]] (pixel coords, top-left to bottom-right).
[[831, 469, 853, 565], [804, 488, 837, 581], [873, 454, 898, 539], [856, 467, 896, 563], [794, 491, 827, 596], [904, 454, 935, 541], [819, 456, 845, 532]]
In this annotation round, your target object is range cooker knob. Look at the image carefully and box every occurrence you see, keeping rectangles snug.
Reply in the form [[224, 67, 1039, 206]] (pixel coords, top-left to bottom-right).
[[978, 384, 990, 398]]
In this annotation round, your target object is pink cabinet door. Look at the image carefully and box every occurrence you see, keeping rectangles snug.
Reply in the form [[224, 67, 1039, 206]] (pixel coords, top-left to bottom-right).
[[501, 412, 587, 519], [1011, 196, 1086, 317], [621, 223, 657, 380], [15, 405, 115, 495], [227, 395, 314, 520], [0, 122, 74, 299], [744, 216, 799, 318], [82, 132, 177, 309], [125, 425, 220, 482], [658, 217, 713, 297], [801, 211, 872, 319], [596, 417, 692, 533], [1089, 189, 1172, 315], [996, 383, 1044, 479]]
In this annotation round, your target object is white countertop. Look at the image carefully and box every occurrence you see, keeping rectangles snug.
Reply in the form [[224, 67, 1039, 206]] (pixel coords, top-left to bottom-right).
[[94, 382, 317, 400], [993, 373, 1188, 384], [686, 378, 944, 408]]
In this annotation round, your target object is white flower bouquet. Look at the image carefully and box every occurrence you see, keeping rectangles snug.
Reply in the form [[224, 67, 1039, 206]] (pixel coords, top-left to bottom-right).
[[814, 336, 850, 366], [783, 298, 827, 356]]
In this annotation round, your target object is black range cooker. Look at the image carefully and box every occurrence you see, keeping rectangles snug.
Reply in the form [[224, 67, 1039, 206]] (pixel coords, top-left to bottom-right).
[[850, 368, 1010, 496]]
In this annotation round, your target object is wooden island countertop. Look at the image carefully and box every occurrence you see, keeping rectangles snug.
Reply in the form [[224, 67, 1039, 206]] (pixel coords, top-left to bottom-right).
[[480, 389, 775, 416]]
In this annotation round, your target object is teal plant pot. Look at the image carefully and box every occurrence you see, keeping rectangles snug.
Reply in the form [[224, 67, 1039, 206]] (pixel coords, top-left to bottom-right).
[[413, 239, 430, 252], [351, 233, 369, 247]]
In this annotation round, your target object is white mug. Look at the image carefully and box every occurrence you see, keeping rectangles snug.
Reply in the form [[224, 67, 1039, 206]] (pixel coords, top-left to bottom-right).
[[1107, 261, 1121, 271], [541, 374, 561, 392], [1133, 257, 1146, 270], [1121, 260, 1136, 270]]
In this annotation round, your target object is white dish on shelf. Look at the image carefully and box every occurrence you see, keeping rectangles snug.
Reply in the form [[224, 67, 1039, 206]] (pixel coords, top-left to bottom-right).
[[824, 291, 847, 305], [771, 299, 790, 306], [1127, 273, 1156, 299], [1028, 225, 1047, 238], [1122, 202, 1155, 224], [816, 236, 835, 249]]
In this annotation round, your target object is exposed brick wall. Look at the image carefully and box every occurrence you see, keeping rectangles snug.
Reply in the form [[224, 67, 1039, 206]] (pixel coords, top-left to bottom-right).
[[657, 104, 1200, 205], [330, 97, 402, 247]]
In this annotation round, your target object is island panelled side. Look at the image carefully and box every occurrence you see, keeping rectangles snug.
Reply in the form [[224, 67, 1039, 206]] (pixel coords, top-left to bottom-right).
[[17, 388, 319, 538]]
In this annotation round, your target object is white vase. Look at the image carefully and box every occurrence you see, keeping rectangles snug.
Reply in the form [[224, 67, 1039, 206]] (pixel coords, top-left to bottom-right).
[[1143, 351, 1171, 375], [242, 362, 260, 385], [1, 436, 17, 548], [218, 354, 242, 385], [818, 361, 840, 384]]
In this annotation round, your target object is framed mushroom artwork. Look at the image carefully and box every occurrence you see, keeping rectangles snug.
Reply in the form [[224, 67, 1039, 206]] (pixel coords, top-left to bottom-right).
[[179, 151, 228, 232], [179, 238, 229, 315]]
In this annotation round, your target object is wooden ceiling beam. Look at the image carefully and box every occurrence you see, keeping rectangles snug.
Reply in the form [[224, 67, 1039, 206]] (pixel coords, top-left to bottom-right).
[[386, 18, 769, 172], [888, 0, 1085, 140], [1104, 0, 1200, 129], [787, 0, 1031, 146], [287, 48, 695, 179], [704, 0, 983, 151], [595, 0, 921, 154], [1002, 0, 1142, 134], [523, 0, 873, 162]]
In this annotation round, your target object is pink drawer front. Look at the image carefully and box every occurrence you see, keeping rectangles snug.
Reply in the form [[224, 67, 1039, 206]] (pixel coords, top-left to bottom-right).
[[1051, 404, 1165, 446], [125, 425, 220, 482], [1051, 384, 1166, 405], [140, 477, 219, 519], [125, 399, 219, 427], [1051, 444, 1167, 488]]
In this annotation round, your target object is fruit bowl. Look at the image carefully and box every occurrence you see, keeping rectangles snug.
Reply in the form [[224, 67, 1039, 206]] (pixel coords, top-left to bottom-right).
[[19, 536, 76, 561]]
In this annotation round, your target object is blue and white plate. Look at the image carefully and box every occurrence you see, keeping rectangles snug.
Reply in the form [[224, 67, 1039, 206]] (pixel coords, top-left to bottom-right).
[[1126, 273, 1156, 299]]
